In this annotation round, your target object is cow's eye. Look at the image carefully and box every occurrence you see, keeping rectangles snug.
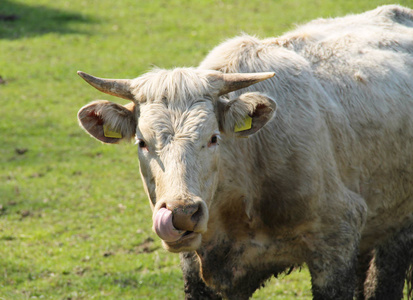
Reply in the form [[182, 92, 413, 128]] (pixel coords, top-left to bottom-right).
[[208, 134, 219, 147], [136, 138, 147, 149], [138, 140, 146, 148]]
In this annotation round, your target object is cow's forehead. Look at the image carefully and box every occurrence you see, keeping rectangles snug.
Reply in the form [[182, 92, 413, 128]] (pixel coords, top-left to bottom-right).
[[138, 100, 217, 149]]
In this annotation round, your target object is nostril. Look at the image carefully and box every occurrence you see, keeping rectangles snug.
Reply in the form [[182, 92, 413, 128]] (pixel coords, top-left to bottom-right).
[[170, 202, 203, 232], [191, 204, 203, 224]]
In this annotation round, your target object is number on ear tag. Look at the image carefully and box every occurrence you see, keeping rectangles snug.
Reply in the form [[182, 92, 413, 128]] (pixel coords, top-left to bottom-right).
[[103, 124, 122, 138], [234, 116, 252, 132]]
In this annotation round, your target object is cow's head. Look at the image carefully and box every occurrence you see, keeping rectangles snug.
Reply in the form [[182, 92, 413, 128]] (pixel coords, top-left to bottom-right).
[[77, 68, 276, 252]]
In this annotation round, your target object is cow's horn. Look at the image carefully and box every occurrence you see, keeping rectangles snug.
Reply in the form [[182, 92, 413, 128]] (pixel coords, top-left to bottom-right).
[[218, 72, 275, 96], [77, 71, 134, 101]]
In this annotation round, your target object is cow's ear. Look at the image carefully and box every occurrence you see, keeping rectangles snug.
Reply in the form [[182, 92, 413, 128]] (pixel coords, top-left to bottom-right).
[[77, 100, 137, 144], [218, 92, 277, 137]]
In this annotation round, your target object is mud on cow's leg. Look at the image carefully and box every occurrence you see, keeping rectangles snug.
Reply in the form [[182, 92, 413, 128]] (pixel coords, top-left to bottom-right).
[[308, 192, 366, 299], [364, 224, 413, 300], [308, 250, 358, 300], [180, 252, 222, 300]]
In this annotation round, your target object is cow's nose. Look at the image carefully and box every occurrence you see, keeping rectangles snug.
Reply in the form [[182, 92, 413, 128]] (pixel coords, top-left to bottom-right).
[[168, 202, 203, 232]]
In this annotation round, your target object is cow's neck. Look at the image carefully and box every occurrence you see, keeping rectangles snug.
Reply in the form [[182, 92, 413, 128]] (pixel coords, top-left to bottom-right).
[[203, 131, 311, 249], [205, 135, 270, 241]]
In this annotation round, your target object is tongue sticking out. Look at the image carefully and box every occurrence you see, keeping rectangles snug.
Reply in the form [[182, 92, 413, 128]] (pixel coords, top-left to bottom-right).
[[153, 208, 185, 242]]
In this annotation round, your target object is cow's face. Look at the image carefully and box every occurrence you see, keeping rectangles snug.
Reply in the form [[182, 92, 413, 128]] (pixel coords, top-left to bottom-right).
[[136, 98, 219, 252], [77, 69, 276, 252]]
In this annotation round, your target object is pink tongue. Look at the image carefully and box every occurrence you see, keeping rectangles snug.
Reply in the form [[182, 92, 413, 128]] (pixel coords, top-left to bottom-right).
[[154, 208, 184, 242]]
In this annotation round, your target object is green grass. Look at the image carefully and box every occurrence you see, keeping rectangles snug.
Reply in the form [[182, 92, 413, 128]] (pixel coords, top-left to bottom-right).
[[1, 0, 412, 299]]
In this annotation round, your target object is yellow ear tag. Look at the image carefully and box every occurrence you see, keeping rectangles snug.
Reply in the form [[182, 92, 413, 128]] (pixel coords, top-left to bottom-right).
[[103, 124, 123, 138], [234, 116, 252, 132]]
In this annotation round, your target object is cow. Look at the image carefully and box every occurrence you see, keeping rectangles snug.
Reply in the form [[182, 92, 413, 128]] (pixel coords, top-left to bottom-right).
[[77, 5, 413, 299]]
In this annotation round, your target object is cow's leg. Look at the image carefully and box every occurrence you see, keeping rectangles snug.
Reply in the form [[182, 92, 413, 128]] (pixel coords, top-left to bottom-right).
[[308, 191, 366, 300], [308, 248, 358, 300], [364, 224, 413, 300], [180, 252, 222, 300]]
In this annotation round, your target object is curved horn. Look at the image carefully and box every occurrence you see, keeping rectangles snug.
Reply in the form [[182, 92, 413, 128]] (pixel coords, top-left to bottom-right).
[[77, 71, 134, 101], [218, 72, 275, 96]]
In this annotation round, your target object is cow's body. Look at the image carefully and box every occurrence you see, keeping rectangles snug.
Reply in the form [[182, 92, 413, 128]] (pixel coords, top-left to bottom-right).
[[78, 5, 413, 299]]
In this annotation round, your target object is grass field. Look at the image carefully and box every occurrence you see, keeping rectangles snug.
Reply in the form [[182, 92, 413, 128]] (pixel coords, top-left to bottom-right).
[[1, 0, 412, 299]]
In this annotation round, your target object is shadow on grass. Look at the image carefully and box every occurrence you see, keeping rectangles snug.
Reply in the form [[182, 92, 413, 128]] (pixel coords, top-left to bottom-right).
[[0, 0, 95, 39]]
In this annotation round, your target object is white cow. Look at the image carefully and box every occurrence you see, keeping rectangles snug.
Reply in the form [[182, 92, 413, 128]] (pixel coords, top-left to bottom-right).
[[78, 5, 413, 299]]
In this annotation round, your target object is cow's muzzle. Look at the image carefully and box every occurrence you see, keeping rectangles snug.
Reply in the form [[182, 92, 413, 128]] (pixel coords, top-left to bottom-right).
[[153, 197, 208, 251]]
